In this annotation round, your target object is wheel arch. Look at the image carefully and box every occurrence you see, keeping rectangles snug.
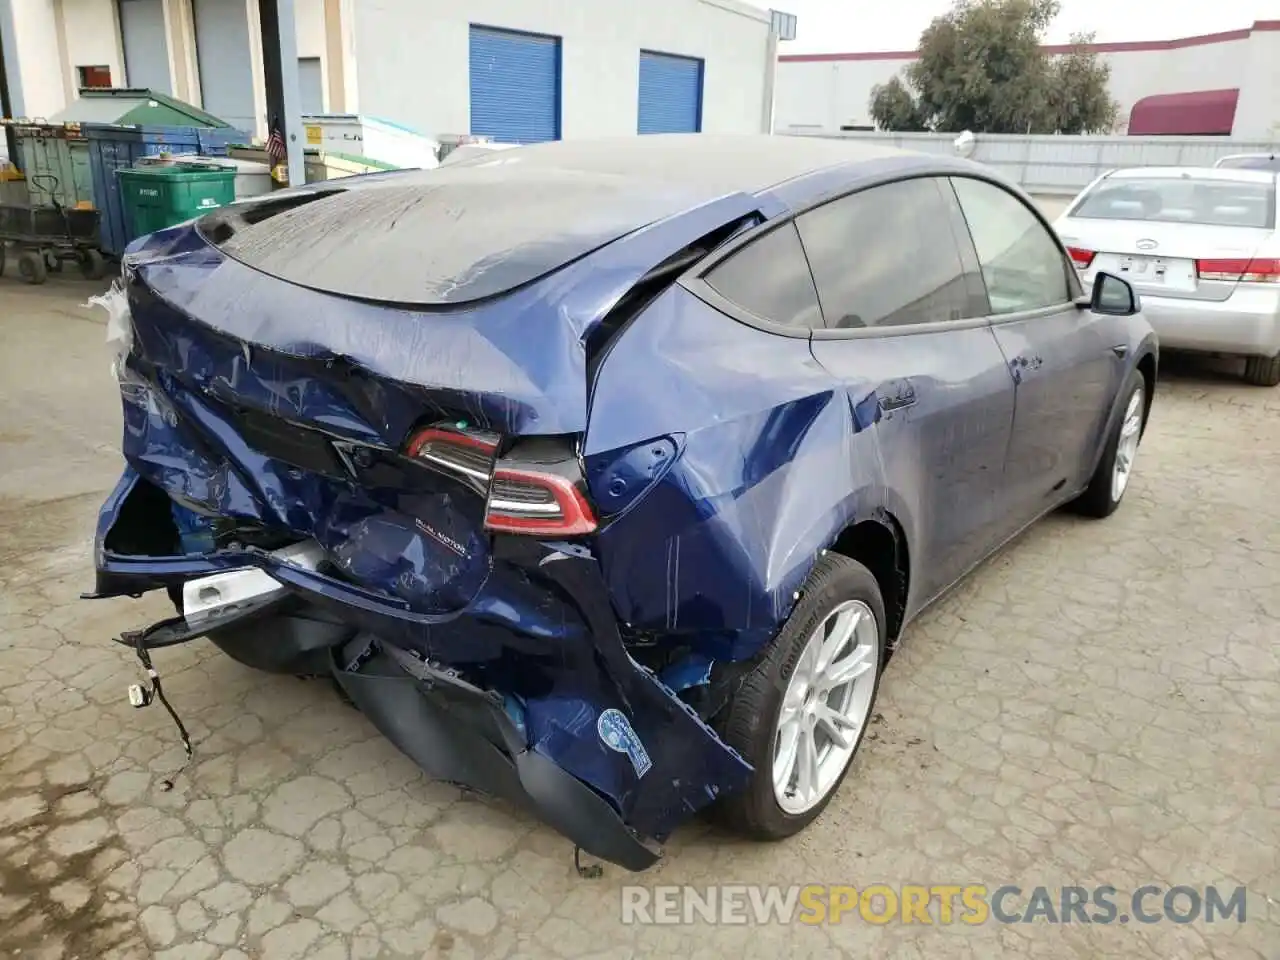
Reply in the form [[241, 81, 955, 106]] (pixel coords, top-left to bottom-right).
[[1135, 348, 1157, 436], [824, 511, 911, 644]]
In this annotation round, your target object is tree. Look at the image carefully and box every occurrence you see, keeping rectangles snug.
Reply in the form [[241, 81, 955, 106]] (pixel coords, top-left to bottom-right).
[[868, 0, 1118, 134], [1045, 33, 1120, 134], [868, 77, 930, 132]]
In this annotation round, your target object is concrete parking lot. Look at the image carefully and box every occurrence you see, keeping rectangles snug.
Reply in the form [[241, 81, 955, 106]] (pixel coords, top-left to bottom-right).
[[1, 270, 1277, 960]]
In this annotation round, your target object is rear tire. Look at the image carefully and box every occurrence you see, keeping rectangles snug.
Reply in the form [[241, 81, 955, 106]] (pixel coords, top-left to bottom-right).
[[17, 251, 47, 285], [1072, 369, 1146, 519], [713, 553, 884, 840], [1243, 353, 1280, 387], [78, 248, 107, 281]]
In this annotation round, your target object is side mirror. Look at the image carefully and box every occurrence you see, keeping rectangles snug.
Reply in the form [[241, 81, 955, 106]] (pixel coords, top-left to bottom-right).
[[1089, 271, 1140, 316]]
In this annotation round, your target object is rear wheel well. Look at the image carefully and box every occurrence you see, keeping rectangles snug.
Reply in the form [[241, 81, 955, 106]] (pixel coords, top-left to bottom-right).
[[827, 517, 909, 643], [1136, 353, 1156, 431]]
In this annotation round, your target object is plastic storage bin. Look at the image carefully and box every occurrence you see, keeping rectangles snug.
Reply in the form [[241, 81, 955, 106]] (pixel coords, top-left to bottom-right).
[[83, 124, 248, 256], [137, 154, 273, 200], [117, 164, 236, 245]]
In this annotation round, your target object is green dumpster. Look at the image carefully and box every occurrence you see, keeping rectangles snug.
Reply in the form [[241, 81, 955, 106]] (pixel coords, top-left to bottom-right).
[[116, 164, 236, 243], [10, 123, 95, 208]]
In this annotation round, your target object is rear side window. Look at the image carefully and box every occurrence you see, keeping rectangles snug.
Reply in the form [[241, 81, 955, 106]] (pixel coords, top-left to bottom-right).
[[703, 222, 823, 330], [951, 177, 1070, 314], [796, 177, 983, 329]]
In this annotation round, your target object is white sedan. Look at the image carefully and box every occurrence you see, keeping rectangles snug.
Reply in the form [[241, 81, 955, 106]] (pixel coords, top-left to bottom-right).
[[1055, 166, 1280, 386]]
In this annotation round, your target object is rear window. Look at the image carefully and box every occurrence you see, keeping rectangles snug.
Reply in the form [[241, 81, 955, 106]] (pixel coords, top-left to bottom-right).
[[1215, 155, 1280, 172], [1071, 177, 1276, 229]]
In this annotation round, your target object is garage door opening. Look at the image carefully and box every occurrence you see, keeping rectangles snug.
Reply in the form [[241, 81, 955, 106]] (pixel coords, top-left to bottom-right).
[[638, 51, 704, 135], [469, 25, 562, 144]]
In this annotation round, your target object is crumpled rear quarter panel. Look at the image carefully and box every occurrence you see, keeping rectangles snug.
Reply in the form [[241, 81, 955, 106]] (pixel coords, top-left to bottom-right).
[[586, 285, 915, 659]]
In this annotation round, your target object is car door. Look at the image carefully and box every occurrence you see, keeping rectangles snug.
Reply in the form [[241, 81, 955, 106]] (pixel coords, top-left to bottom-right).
[[800, 176, 1019, 603], [949, 176, 1123, 520]]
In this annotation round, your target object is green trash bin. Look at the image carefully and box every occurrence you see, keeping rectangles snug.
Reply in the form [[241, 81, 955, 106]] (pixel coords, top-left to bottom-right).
[[116, 163, 237, 244]]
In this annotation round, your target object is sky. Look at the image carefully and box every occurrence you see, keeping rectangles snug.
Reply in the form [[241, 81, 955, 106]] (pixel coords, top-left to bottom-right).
[[779, 0, 1277, 53]]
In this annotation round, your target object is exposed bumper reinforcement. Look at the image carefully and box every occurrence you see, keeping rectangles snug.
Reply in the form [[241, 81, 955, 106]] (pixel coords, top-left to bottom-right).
[[331, 637, 660, 872]]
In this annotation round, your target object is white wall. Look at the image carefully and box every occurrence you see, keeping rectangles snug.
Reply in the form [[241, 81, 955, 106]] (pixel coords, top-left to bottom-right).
[[61, 0, 126, 90], [351, 0, 772, 137], [294, 0, 324, 57], [1099, 39, 1252, 133], [1235, 28, 1280, 138], [774, 57, 905, 131], [775, 23, 1280, 139], [10, 0, 65, 117]]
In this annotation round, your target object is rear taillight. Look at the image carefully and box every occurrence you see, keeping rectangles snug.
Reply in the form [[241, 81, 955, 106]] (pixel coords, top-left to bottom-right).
[[1066, 246, 1096, 269], [1196, 257, 1280, 283], [405, 426, 498, 486], [405, 425, 597, 537], [485, 467, 597, 535]]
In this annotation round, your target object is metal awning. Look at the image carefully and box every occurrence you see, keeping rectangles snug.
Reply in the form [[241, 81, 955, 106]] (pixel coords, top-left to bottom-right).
[[1127, 88, 1240, 136]]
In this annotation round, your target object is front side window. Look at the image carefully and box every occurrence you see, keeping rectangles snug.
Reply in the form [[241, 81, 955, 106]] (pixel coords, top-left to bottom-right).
[[702, 222, 823, 330], [951, 177, 1071, 315], [795, 177, 982, 330]]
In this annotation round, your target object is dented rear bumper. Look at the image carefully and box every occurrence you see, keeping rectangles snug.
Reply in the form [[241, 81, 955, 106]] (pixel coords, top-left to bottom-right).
[[93, 469, 752, 869]]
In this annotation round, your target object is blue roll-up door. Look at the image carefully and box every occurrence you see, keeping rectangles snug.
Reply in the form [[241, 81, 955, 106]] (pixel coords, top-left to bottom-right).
[[469, 26, 561, 143], [638, 51, 704, 134]]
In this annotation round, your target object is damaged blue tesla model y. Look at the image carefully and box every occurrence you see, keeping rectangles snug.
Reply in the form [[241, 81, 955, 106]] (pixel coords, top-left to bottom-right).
[[88, 134, 1157, 871]]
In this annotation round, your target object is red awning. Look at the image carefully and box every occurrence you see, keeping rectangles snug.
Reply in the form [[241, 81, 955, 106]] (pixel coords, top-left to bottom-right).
[[1127, 88, 1240, 136]]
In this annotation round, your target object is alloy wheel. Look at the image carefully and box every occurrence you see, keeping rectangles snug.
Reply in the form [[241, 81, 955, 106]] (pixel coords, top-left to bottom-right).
[[1111, 387, 1144, 503], [773, 599, 880, 815]]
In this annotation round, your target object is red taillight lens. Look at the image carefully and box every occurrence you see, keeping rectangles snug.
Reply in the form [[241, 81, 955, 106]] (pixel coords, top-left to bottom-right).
[[1196, 257, 1280, 283], [405, 425, 597, 537], [405, 426, 498, 484], [1066, 246, 1096, 269], [484, 468, 597, 536]]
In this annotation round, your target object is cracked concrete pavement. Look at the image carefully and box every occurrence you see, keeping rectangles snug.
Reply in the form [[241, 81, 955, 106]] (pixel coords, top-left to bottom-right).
[[1, 270, 1277, 959]]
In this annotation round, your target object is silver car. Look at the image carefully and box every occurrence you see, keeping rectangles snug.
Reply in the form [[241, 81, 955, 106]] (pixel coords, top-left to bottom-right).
[[1215, 154, 1280, 172], [1055, 166, 1280, 386]]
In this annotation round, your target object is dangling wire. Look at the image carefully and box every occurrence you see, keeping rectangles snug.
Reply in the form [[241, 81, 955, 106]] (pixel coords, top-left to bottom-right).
[[133, 632, 193, 791]]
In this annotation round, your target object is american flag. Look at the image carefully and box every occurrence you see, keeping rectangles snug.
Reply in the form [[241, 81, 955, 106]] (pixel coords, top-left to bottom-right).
[[266, 122, 286, 169]]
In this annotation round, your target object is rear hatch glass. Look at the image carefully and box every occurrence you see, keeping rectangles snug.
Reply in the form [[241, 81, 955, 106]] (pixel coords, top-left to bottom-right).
[[200, 167, 703, 306]]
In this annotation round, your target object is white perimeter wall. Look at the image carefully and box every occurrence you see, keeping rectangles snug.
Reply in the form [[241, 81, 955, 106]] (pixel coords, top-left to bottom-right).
[[776, 24, 1280, 139], [350, 0, 773, 137]]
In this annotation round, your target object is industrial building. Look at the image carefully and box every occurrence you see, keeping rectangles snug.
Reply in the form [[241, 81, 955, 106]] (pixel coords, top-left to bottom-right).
[[1, 0, 785, 145], [775, 18, 1280, 138]]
